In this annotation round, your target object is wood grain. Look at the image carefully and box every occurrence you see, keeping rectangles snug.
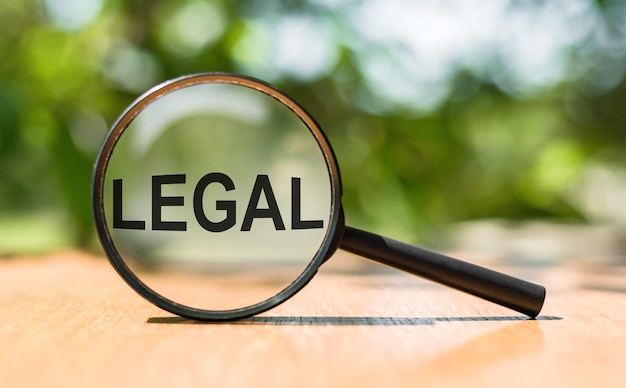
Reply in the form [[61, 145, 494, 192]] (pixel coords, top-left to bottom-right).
[[1, 251, 624, 387]]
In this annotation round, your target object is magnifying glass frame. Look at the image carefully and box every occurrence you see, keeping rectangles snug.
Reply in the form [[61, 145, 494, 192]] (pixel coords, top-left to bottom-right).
[[92, 73, 343, 321]]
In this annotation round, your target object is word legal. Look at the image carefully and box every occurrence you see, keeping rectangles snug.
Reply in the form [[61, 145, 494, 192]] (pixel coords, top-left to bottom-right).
[[112, 173, 324, 232]]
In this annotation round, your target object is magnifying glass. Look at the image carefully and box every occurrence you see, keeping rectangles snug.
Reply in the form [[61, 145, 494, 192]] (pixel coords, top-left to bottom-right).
[[92, 73, 545, 321]]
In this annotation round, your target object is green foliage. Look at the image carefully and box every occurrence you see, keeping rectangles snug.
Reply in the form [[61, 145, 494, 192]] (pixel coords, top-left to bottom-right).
[[1, 0, 626, 253]]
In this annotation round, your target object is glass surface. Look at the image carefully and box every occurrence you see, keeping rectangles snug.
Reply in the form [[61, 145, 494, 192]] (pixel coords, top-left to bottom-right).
[[102, 81, 332, 310]]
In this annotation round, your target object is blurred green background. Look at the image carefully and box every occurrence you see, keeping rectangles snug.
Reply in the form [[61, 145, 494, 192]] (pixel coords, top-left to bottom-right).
[[1, 0, 626, 259]]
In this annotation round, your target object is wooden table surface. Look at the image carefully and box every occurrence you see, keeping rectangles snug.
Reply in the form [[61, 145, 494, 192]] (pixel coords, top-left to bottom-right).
[[1, 250, 625, 387]]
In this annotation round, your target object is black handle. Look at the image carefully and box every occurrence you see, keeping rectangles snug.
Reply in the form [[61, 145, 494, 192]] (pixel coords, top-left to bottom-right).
[[339, 226, 545, 317]]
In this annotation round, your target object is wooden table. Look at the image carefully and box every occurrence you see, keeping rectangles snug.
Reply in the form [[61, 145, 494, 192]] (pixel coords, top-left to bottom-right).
[[1, 251, 624, 387]]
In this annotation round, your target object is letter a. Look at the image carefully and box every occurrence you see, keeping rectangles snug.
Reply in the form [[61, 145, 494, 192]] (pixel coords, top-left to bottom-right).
[[241, 175, 286, 231]]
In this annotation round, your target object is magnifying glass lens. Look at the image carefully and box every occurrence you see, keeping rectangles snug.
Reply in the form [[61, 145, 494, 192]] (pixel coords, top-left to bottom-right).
[[99, 77, 335, 313]]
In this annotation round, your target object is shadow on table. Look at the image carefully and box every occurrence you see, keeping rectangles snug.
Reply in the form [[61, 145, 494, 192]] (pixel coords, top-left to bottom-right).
[[147, 315, 562, 326]]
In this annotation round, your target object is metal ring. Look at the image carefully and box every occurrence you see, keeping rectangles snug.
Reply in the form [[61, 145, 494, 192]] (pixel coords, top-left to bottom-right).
[[92, 73, 342, 321]]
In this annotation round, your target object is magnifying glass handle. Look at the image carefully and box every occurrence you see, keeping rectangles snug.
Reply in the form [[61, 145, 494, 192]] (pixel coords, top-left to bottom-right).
[[339, 226, 545, 317]]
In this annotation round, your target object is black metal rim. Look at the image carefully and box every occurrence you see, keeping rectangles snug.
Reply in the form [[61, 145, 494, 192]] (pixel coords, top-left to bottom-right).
[[91, 72, 342, 321]]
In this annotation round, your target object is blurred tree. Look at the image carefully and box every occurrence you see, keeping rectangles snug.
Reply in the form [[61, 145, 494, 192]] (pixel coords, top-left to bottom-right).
[[1, 0, 626, 253]]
